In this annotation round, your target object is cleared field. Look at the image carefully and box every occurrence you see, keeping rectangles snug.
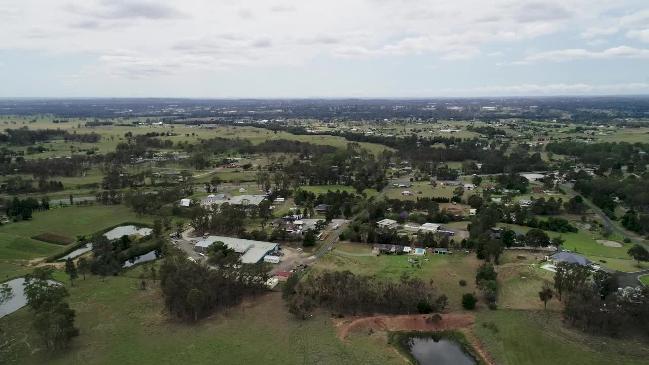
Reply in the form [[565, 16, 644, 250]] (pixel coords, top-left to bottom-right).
[[314, 244, 481, 310], [475, 310, 649, 365], [0, 274, 402, 365], [640, 275, 649, 286]]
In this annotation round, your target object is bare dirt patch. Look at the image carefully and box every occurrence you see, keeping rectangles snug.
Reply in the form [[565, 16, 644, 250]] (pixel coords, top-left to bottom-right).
[[597, 240, 623, 248], [335, 313, 475, 340]]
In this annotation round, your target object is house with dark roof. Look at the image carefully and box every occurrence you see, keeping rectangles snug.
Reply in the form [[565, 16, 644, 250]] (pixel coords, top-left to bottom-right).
[[550, 251, 591, 266]]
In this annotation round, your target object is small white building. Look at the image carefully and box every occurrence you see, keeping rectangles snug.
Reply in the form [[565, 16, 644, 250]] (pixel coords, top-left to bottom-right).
[[180, 198, 191, 207], [263, 255, 281, 264], [377, 218, 398, 229], [420, 223, 441, 232], [401, 190, 414, 196], [463, 183, 476, 190], [469, 208, 477, 216]]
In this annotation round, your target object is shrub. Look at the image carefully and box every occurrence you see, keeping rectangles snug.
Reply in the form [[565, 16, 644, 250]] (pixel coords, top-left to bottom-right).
[[459, 279, 467, 287], [462, 293, 477, 310], [417, 301, 433, 314]]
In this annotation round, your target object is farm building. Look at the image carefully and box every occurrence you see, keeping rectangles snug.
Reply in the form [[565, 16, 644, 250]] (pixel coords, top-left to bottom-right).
[[179, 198, 191, 207], [194, 236, 278, 264]]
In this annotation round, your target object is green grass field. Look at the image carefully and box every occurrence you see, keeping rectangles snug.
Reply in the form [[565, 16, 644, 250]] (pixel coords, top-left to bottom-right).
[[0, 205, 152, 260], [0, 273, 402, 365], [475, 310, 649, 365], [314, 244, 481, 310]]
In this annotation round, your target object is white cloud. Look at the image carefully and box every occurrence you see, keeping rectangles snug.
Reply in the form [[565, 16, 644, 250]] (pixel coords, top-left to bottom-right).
[[445, 82, 649, 96], [0, 0, 631, 78], [581, 26, 618, 39], [521, 46, 649, 63], [627, 29, 649, 43]]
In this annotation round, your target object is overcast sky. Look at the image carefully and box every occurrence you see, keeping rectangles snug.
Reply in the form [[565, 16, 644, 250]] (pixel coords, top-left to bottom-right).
[[1, 0, 649, 97]]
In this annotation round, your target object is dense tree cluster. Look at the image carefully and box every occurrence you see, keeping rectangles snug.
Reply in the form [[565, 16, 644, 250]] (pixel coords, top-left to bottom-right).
[[159, 252, 268, 322], [285, 270, 444, 319]]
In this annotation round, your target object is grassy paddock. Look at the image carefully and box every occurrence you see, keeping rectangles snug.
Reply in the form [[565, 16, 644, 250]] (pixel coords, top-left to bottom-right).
[[0, 205, 152, 260], [314, 246, 481, 310], [475, 310, 649, 365], [0, 274, 402, 365]]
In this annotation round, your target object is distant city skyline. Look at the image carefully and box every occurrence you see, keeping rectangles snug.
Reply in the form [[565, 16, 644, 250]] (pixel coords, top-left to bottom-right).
[[1, 0, 649, 97]]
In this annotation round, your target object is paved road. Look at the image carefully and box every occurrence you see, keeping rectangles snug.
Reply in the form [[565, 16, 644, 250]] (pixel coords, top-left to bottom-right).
[[560, 183, 648, 248], [311, 221, 349, 260], [616, 269, 649, 288]]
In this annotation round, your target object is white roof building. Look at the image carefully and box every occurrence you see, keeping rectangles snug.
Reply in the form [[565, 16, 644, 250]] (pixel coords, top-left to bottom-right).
[[194, 235, 278, 264], [180, 198, 191, 207], [201, 194, 266, 207], [377, 218, 398, 229]]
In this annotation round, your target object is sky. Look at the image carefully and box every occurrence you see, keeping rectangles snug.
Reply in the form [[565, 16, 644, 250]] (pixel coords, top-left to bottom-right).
[[1, 0, 649, 98]]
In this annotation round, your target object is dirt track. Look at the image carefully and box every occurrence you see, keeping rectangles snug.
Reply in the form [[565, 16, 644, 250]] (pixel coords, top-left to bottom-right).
[[334, 313, 495, 365]]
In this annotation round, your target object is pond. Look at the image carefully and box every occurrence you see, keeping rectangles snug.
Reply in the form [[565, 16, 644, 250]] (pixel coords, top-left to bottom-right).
[[0, 278, 59, 318], [400, 335, 477, 365], [122, 251, 159, 268], [104, 225, 153, 241], [58, 243, 93, 261]]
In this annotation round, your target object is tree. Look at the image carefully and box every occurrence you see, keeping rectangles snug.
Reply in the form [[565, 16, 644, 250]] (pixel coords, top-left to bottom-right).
[[467, 195, 484, 209], [538, 284, 553, 309], [472, 175, 482, 186], [64, 258, 78, 286], [258, 200, 272, 229], [77, 257, 90, 280], [627, 244, 649, 266], [524, 228, 550, 247], [152, 218, 163, 238], [462, 293, 477, 310], [210, 176, 222, 193], [186, 288, 205, 322], [24, 268, 78, 350], [175, 221, 184, 238], [303, 229, 316, 247], [0, 283, 13, 304], [554, 262, 590, 301]]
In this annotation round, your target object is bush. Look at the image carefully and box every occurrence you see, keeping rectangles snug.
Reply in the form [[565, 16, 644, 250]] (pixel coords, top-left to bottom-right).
[[488, 302, 498, 310], [462, 293, 477, 310], [623, 237, 631, 243], [417, 301, 433, 314], [459, 279, 467, 287]]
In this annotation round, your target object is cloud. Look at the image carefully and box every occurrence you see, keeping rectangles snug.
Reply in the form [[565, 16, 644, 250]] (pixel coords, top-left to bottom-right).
[[581, 26, 618, 39], [512, 2, 572, 23], [627, 29, 649, 43], [68, 0, 185, 20], [446, 82, 649, 96], [521, 46, 649, 63]]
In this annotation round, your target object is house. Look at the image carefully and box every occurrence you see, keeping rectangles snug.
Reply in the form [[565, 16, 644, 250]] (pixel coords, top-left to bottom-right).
[[373, 244, 404, 254], [376, 218, 398, 229], [433, 248, 450, 255], [550, 252, 591, 267], [403, 246, 412, 254], [420, 223, 440, 232], [314, 204, 330, 213], [469, 208, 477, 216], [179, 198, 191, 207], [401, 190, 414, 196], [194, 236, 278, 264], [463, 183, 476, 191], [519, 199, 533, 207], [275, 197, 285, 203], [202, 194, 266, 207]]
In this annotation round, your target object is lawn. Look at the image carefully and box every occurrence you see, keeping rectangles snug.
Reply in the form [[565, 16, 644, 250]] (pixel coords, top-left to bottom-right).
[[475, 310, 649, 365], [0, 274, 402, 365], [639, 275, 649, 286], [314, 245, 482, 310], [0, 205, 152, 260]]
